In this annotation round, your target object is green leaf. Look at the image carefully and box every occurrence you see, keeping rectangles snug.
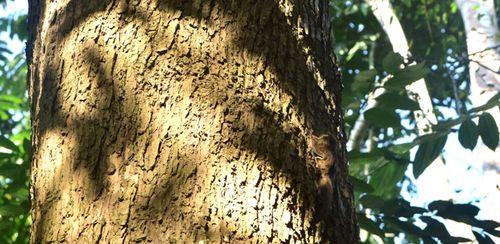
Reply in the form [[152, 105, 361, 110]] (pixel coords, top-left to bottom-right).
[[376, 92, 420, 111], [469, 92, 500, 113], [385, 217, 429, 239], [357, 213, 385, 237], [350, 176, 374, 193], [421, 216, 472, 243], [426, 200, 500, 233], [10, 188, 29, 201], [413, 135, 447, 178], [484, 92, 500, 107], [0, 46, 11, 54], [420, 216, 452, 241], [366, 197, 425, 217], [0, 100, 19, 110], [0, 163, 23, 176], [476, 220, 500, 233], [359, 194, 386, 210], [0, 219, 13, 231], [389, 143, 414, 154], [385, 63, 430, 88], [434, 118, 460, 131], [348, 151, 388, 176], [450, 2, 458, 13], [0, 94, 23, 104], [428, 200, 479, 217], [346, 41, 368, 62], [23, 138, 31, 156], [0, 204, 26, 217], [364, 107, 401, 127], [0, 135, 19, 152], [478, 113, 499, 150], [484, 228, 500, 237], [473, 231, 494, 244], [369, 161, 406, 199], [382, 52, 404, 74], [458, 119, 479, 150], [351, 69, 376, 93], [394, 203, 427, 218], [0, 152, 14, 159]]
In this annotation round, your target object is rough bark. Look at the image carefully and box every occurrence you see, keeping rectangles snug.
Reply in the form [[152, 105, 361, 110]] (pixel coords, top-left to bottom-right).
[[27, 0, 358, 243]]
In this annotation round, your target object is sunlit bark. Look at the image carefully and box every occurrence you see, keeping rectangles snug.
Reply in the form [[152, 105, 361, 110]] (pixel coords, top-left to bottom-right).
[[27, 0, 358, 242]]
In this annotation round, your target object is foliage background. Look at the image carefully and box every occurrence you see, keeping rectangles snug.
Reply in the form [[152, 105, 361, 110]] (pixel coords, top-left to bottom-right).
[[0, 0, 498, 243], [0, 0, 30, 242]]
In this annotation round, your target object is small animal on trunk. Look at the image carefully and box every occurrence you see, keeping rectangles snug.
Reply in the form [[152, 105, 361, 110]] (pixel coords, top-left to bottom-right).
[[310, 134, 335, 216]]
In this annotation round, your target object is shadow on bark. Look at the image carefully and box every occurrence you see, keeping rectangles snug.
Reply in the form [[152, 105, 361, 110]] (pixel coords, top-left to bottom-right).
[[29, 0, 356, 242]]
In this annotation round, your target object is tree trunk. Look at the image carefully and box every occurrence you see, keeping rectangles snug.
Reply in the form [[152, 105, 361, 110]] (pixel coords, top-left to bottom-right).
[[456, 0, 500, 172], [27, 0, 358, 243]]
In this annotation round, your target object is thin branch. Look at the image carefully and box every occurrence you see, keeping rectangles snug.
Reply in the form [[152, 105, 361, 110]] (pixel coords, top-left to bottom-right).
[[468, 59, 500, 75], [445, 67, 464, 114], [468, 44, 500, 56]]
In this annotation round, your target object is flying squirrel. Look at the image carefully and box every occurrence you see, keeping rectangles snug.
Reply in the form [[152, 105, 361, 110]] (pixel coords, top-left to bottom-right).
[[310, 134, 335, 216]]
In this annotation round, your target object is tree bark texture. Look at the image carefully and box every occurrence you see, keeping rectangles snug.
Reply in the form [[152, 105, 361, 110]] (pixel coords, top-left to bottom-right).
[[27, 0, 358, 242]]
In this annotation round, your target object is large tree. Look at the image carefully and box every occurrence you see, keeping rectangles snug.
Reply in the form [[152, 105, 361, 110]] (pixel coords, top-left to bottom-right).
[[27, 0, 358, 242]]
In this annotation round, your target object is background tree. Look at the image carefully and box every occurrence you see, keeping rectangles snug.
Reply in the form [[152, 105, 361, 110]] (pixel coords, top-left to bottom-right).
[[332, 0, 499, 242], [456, 0, 499, 171]]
